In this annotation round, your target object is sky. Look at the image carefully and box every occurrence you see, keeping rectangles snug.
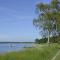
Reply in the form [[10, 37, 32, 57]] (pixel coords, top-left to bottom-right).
[[0, 0, 51, 42]]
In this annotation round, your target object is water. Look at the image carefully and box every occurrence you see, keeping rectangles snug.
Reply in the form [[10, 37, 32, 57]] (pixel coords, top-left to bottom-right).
[[0, 43, 34, 53]]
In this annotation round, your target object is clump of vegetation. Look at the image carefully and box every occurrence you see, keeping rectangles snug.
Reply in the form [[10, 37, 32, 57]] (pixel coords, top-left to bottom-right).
[[35, 36, 60, 44], [35, 38, 47, 44]]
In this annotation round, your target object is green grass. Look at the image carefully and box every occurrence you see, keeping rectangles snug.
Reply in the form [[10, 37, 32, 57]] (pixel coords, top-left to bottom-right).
[[0, 43, 60, 60], [55, 54, 60, 60], [55, 51, 60, 60]]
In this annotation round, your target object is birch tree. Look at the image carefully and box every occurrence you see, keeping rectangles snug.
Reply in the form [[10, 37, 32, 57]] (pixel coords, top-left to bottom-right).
[[33, 0, 60, 44]]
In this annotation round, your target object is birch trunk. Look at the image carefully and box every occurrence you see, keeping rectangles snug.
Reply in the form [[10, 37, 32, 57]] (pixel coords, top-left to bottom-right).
[[47, 30, 50, 44]]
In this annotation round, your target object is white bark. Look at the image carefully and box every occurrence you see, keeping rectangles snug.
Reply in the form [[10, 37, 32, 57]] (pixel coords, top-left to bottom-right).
[[47, 30, 50, 44], [56, 23, 57, 31]]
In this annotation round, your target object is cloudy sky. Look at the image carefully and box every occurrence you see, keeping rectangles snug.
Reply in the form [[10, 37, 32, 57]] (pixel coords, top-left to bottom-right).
[[0, 0, 51, 42]]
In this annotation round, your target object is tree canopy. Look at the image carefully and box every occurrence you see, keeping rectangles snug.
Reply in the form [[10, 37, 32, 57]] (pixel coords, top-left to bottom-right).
[[33, 0, 60, 43]]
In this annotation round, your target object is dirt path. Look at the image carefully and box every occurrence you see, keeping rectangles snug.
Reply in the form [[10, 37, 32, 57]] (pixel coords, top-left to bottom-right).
[[51, 50, 60, 60]]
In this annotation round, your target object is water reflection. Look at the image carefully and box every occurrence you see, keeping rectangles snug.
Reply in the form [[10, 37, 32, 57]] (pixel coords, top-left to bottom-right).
[[0, 43, 34, 53]]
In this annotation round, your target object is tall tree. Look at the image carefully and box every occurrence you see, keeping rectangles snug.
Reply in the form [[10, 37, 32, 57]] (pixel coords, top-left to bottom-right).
[[33, 0, 60, 44]]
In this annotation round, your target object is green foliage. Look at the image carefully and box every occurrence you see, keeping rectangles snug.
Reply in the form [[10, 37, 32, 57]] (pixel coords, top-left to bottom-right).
[[35, 35, 60, 43], [33, 0, 60, 30], [35, 38, 47, 44], [33, 0, 60, 43]]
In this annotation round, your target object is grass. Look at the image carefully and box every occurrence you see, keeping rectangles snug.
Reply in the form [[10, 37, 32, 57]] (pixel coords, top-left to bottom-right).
[[55, 51, 60, 60], [0, 43, 60, 60]]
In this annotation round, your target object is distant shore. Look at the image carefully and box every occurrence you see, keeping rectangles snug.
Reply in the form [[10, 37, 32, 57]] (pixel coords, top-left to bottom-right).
[[0, 42, 35, 43]]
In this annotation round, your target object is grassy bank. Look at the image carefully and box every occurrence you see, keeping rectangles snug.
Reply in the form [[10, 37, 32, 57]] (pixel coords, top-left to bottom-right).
[[55, 51, 60, 60], [0, 43, 60, 60]]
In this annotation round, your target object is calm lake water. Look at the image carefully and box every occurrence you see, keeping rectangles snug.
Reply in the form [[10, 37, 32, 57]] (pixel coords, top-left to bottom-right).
[[0, 43, 34, 53]]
